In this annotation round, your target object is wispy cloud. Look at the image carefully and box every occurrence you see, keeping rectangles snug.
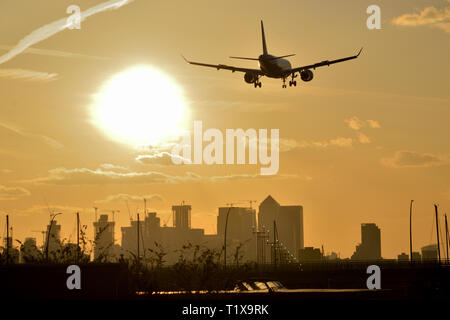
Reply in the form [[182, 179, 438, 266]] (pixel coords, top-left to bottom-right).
[[0, 121, 64, 149], [382, 150, 450, 168], [19, 204, 85, 216], [0, 45, 109, 60], [21, 166, 298, 186], [276, 136, 354, 152], [136, 152, 192, 166], [392, 3, 450, 33], [345, 116, 381, 131], [95, 193, 164, 204], [357, 132, 371, 144], [0, 185, 30, 200], [99, 163, 129, 171], [0, 0, 134, 65], [209, 173, 299, 183], [0, 68, 58, 81]]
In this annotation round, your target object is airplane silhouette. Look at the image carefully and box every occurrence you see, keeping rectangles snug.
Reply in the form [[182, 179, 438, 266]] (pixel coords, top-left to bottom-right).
[[183, 20, 362, 88]]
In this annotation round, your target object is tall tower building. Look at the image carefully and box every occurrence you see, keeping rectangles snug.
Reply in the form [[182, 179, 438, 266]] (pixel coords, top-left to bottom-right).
[[217, 206, 257, 262], [258, 195, 304, 260], [351, 223, 382, 261], [172, 204, 191, 229], [44, 220, 61, 255], [93, 214, 115, 260]]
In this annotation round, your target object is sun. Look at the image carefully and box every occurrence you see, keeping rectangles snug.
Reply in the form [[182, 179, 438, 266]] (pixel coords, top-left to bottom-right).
[[90, 65, 189, 148]]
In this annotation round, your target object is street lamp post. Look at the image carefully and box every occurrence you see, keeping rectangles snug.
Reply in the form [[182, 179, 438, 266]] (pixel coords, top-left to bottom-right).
[[224, 205, 233, 268], [45, 212, 62, 261], [410, 200, 414, 263]]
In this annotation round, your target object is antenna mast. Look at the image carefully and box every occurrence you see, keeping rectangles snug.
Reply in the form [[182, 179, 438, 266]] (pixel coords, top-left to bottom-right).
[[6, 215, 9, 263], [434, 204, 441, 264]]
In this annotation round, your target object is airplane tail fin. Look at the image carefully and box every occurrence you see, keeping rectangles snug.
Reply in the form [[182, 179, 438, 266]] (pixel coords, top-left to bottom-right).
[[261, 20, 268, 55]]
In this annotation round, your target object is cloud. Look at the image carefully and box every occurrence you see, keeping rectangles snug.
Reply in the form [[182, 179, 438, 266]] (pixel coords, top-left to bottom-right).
[[345, 116, 381, 131], [0, 185, 30, 200], [345, 116, 365, 130], [0, 68, 58, 81], [278, 136, 354, 151], [329, 137, 353, 147], [136, 152, 191, 166], [99, 163, 129, 171], [95, 193, 164, 204], [21, 166, 299, 186], [0, 121, 64, 149], [367, 120, 381, 129], [357, 132, 371, 144], [22, 167, 193, 185], [0, 0, 134, 65], [381, 150, 450, 168], [392, 4, 450, 33], [0, 45, 109, 60], [19, 204, 85, 216], [209, 173, 300, 183]]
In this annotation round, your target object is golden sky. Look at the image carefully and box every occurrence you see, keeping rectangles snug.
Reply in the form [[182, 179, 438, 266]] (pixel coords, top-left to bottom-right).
[[0, 0, 449, 259]]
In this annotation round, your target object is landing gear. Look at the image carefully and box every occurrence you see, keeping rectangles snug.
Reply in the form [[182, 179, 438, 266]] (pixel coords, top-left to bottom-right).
[[282, 77, 287, 88], [289, 73, 297, 87], [253, 78, 262, 88]]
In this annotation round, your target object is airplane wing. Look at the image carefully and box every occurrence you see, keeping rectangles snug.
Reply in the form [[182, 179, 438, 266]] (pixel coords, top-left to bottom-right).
[[182, 55, 263, 75], [289, 48, 363, 74]]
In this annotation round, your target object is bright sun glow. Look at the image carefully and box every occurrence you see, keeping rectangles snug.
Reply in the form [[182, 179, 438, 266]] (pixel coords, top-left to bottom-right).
[[90, 65, 189, 147]]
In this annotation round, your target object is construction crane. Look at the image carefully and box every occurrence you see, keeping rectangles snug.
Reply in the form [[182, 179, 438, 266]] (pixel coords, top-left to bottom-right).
[[162, 215, 170, 227], [239, 200, 258, 209], [93, 207, 98, 221], [125, 200, 133, 222], [111, 210, 120, 223]]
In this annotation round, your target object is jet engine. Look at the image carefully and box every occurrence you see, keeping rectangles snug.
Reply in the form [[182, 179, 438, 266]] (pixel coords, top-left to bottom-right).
[[244, 72, 257, 84], [300, 69, 314, 82]]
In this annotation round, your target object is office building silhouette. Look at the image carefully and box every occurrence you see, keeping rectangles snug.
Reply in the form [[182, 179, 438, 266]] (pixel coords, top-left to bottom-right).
[[258, 195, 304, 260], [351, 223, 382, 261]]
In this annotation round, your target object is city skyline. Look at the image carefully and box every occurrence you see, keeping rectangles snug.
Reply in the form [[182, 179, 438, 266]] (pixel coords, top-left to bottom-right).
[[2, 194, 447, 261]]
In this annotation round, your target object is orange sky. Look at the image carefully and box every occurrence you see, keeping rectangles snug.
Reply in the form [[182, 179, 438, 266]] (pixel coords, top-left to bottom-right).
[[0, 0, 449, 259]]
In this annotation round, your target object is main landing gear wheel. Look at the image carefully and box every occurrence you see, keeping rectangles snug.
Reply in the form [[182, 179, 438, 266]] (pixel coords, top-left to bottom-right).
[[289, 81, 297, 87], [254, 81, 262, 88]]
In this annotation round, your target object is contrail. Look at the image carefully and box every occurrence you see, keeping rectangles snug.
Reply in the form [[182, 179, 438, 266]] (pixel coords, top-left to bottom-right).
[[0, 0, 134, 65]]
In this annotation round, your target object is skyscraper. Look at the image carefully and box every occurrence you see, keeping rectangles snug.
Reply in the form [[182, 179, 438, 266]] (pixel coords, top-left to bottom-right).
[[217, 206, 257, 262], [172, 204, 191, 229], [258, 195, 304, 260], [93, 214, 115, 260], [44, 220, 61, 255], [351, 223, 382, 261]]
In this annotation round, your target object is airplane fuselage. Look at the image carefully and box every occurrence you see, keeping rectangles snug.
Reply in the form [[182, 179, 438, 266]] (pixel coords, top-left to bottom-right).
[[258, 54, 292, 78]]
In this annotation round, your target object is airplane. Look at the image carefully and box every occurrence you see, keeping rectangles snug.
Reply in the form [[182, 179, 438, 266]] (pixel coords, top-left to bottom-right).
[[183, 20, 362, 88]]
